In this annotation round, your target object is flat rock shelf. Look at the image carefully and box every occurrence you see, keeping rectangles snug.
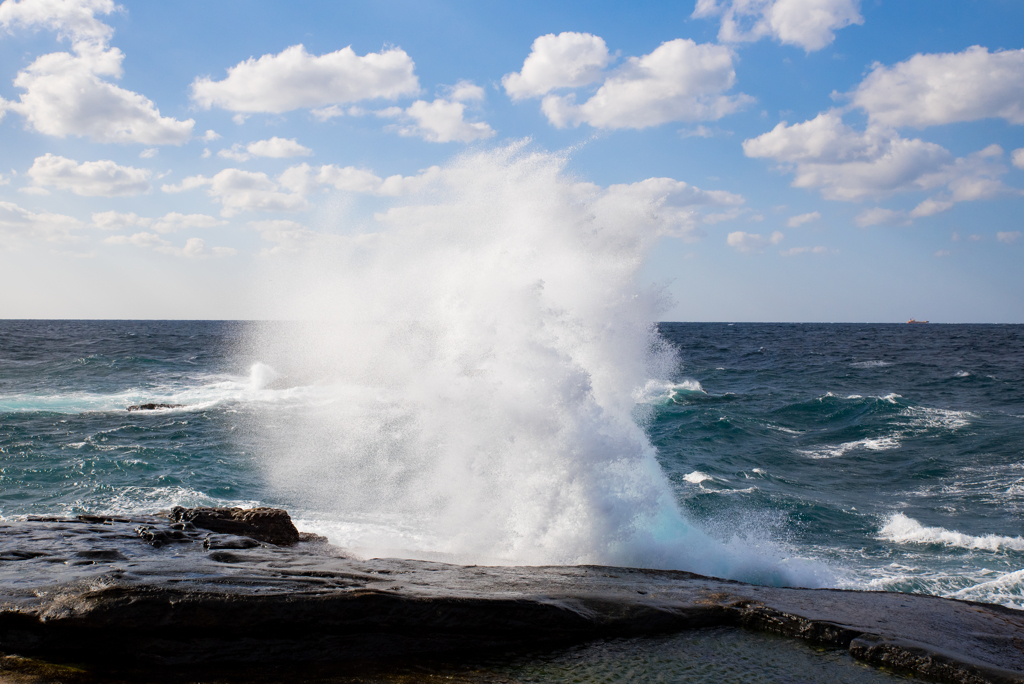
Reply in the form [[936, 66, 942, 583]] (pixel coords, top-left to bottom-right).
[[0, 511, 1021, 684]]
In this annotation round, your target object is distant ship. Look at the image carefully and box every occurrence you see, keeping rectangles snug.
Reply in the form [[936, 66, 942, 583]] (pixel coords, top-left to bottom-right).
[[907, 319, 929, 324]]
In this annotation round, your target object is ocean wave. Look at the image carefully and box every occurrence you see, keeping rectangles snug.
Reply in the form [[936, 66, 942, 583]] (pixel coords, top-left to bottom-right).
[[879, 513, 1024, 552], [850, 360, 892, 368], [899, 406, 971, 431], [634, 379, 706, 404], [954, 569, 1024, 610], [683, 470, 714, 484], [0, 363, 307, 414], [798, 436, 901, 459]]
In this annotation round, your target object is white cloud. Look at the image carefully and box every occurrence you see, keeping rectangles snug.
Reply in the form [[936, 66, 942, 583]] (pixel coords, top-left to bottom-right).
[[0, 199, 81, 245], [692, 0, 863, 52], [310, 104, 345, 121], [854, 207, 908, 227], [218, 137, 313, 162], [279, 162, 442, 197], [727, 230, 784, 253], [850, 47, 1024, 128], [0, 0, 115, 49], [780, 245, 831, 256], [202, 129, 221, 141], [191, 44, 419, 113], [91, 210, 224, 233], [787, 211, 820, 227], [380, 97, 494, 143], [1012, 148, 1024, 170], [997, 231, 1021, 244], [0, 0, 194, 144], [162, 168, 307, 217], [587, 176, 745, 242], [139, 147, 157, 158], [446, 80, 486, 103], [27, 153, 150, 196], [164, 159, 451, 216], [541, 39, 752, 130], [502, 32, 610, 100], [744, 111, 1014, 207], [105, 232, 235, 258]]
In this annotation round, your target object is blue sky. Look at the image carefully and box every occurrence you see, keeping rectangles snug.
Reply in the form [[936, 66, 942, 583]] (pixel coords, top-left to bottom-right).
[[1, 0, 1023, 321]]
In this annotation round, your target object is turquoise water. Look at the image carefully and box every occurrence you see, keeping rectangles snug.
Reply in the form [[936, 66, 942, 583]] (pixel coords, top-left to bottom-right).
[[0, 320, 1021, 609]]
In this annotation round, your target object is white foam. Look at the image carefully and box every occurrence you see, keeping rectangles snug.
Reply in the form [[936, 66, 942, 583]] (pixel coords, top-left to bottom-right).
[[634, 379, 706, 404], [879, 513, 1024, 552], [798, 436, 901, 459], [954, 569, 1024, 610], [683, 471, 713, 484], [954, 370, 971, 378], [0, 363, 303, 414], [899, 406, 971, 431], [243, 144, 831, 588], [851, 360, 891, 368]]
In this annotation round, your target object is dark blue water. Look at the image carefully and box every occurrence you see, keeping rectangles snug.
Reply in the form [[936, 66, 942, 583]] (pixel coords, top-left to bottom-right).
[[1, 320, 1021, 609]]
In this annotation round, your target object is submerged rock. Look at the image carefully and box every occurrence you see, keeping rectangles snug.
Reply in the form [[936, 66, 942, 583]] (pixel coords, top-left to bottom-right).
[[127, 403, 185, 411], [0, 514, 1020, 684]]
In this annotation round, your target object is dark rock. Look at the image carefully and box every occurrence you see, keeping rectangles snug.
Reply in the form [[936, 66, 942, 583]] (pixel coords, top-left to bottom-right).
[[126, 403, 185, 411], [169, 506, 300, 546], [0, 515, 1021, 684]]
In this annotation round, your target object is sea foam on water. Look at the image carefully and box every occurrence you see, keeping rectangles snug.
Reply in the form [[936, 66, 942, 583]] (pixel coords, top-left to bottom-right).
[[246, 143, 831, 587]]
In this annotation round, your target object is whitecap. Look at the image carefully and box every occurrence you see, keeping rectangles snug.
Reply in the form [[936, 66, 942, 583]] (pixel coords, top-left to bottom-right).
[[683, 471, 713, 484], [851, 360, 891, 368], [954, 370, 971, 378], [798, 436, 900, 459], [879, 513, 1024, 552], [633, 379, 706, 404]]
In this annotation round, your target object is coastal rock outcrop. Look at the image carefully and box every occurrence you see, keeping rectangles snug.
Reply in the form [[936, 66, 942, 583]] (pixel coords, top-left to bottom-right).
[[127, 403, 185, 411], [169, 505, 301, 545], [0, 513, 1020, 684]]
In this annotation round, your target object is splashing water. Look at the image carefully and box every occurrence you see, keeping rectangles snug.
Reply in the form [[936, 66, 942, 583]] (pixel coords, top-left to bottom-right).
[[245, 144, 830, 587]]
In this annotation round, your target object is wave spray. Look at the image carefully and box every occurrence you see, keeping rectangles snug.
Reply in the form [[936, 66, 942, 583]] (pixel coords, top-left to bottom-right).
[[246, 143, 829, 587]]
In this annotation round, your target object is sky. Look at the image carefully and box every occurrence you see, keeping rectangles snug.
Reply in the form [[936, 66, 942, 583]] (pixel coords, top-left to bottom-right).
[[1, 0, 1023, 322]]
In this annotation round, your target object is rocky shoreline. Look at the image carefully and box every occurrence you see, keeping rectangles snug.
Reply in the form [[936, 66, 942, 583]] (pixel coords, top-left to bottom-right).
[[0, 508, 1021, 683]]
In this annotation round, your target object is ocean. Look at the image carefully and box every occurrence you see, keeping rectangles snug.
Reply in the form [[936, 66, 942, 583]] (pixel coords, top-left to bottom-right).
[[1, 319, 1020, 613]]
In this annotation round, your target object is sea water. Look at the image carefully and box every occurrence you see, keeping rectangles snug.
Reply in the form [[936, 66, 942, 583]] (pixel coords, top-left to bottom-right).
[[1, 319, 1021, 613], [0, 147, 1021, 615]]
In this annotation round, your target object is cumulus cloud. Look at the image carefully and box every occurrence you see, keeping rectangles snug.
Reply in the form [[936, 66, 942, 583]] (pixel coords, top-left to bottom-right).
[[0, 0, 194, 144], [91, 210, 224, 233], [164, 161, 443, 216], [162, 168, 308, 217], [787, 211, 820, 227], [27, 153, 151, 196], [191, 44, 419, 113], [997, 231, 1021, 244], [0, 199, 81, 245], [377, 96, 494, 143], [139, 148, 157, 158], [727, 229, 784, 253], [850, 47, 1024, 128], [539, 38, 752, 130], [105, 232, 235, 258], [744, 111, 1015, 212], [584, 176, 745, 241], [1012, 148, 1024, 170], [278, 163, 442, 197], [218, 137, 313, 162], [692, 0, 863, 52], [502, 32, 610, 100]]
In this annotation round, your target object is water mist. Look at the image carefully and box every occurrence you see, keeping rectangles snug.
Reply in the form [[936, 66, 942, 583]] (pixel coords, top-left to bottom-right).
[[245, 143, 831, 587]]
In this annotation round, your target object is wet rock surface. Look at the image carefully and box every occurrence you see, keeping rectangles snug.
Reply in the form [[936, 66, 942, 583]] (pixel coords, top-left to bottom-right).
[[126, 403, 185, 411], [0, 514, 1021, 684]]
